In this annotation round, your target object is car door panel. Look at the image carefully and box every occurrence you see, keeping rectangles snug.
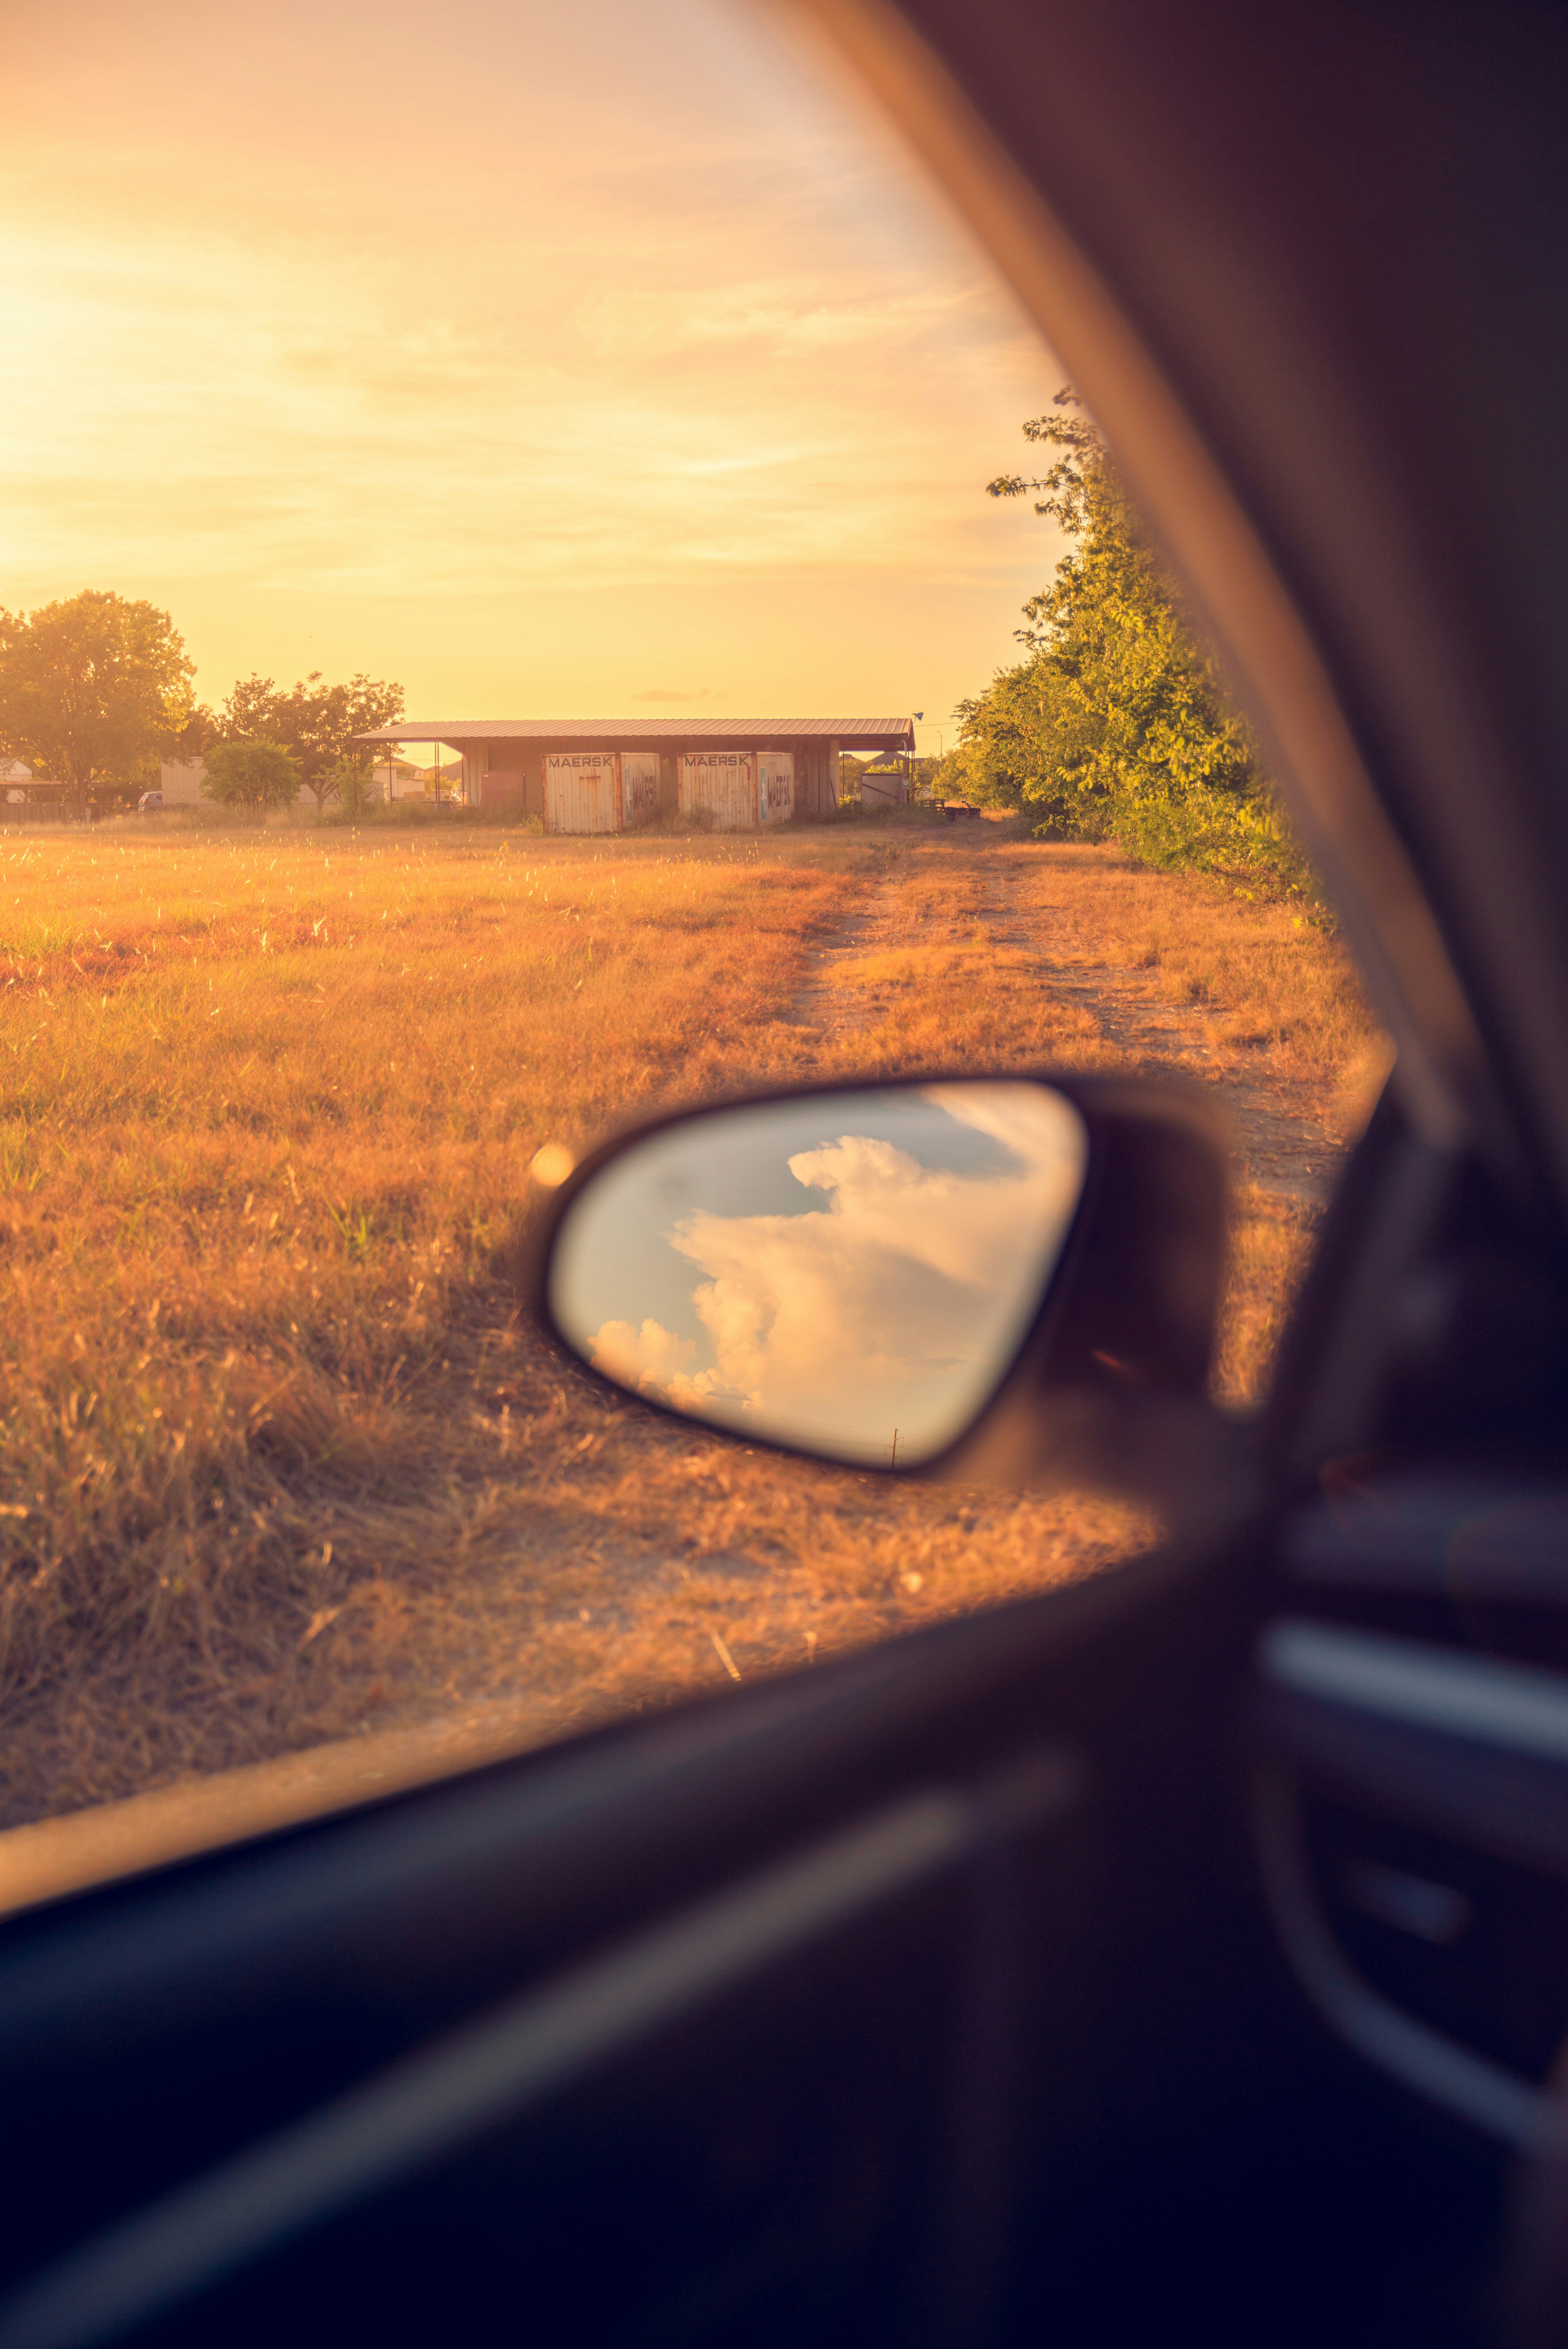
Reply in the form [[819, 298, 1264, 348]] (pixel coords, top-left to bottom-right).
[[5, 1790, 1012, 2349], [0, 1526, 1288, 2347], [1, 1483, 1522, 2347]]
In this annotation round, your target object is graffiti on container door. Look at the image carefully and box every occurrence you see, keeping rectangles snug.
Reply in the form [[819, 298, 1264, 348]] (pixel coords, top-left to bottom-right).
[[757, 753, 794, 825], [620, 751, 659, 829]]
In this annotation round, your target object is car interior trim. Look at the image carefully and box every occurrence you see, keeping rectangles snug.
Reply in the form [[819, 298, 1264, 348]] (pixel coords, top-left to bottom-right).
[[1260, 1619, 1568, 1873], [1283, 1483, 1568, 1600], [1251, 1769, 1554, 2153], [1262, 1621, 1568, 1770], [0, 1761, 1079, 2349]]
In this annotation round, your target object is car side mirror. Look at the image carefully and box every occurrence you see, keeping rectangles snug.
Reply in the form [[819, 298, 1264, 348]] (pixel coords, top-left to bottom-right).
[[528, 1076, 1230, 1494]]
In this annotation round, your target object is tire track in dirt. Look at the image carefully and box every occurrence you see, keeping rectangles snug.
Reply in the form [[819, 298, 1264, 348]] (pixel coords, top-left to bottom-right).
[[977, 853, 1346, 1209], [784, 860, 911, 1040], [789, 829, 1345, 1211]]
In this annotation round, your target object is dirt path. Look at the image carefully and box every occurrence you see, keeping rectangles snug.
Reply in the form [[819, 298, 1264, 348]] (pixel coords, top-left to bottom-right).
[[791, 827, 1347, 1210], [784, 868, 907, 1039]]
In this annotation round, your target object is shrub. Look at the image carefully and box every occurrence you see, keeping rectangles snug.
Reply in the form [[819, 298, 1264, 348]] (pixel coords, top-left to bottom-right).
[[201, 738, 301, 810]]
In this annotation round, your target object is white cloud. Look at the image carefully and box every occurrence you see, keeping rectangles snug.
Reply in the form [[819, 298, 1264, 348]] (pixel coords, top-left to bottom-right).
[[590, 1316, 694, 1390]]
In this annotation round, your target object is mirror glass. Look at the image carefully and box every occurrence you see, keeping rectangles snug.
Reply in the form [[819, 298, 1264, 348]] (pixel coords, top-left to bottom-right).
[[547, 1082, 1090, 1467]]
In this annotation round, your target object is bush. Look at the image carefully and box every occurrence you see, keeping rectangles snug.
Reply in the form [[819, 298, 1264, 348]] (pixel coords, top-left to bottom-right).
[[201, 738, 300, 810]]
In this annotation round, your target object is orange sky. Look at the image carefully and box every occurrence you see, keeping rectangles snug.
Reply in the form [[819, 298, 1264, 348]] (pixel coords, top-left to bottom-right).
[[2, 0, 1065, 752]]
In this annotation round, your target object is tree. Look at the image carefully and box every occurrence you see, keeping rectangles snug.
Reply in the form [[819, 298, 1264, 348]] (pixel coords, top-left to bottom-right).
[[966, 390, 1312, 895], [217, 670, 403, 814], [201, 739, 301, 811], [175, 703, 218, 762], [939, 661, 1073, 825], [0, 592, 195, 816]]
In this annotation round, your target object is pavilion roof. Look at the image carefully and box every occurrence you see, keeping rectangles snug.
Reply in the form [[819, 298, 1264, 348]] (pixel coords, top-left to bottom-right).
[[353, 718, 916, 750]]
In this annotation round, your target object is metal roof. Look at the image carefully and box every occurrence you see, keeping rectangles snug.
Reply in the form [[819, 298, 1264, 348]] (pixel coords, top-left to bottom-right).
[[353, 718, 915, 749]]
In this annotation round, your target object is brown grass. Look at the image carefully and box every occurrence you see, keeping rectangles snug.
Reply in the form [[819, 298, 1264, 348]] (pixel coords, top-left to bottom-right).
[[1005, 845, 1374, 1082], [0, 820, 1376, 1825]]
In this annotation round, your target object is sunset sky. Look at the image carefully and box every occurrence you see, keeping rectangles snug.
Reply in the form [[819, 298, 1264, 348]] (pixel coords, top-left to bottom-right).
[[3, 0, 1066, 752]]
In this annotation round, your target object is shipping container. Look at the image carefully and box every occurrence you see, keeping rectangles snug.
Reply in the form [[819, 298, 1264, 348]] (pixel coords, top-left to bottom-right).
[[757, 751, 795, 826], [620, 750, 660, 830], [678, 751, 755, 830], [545, 751, 619, 835]]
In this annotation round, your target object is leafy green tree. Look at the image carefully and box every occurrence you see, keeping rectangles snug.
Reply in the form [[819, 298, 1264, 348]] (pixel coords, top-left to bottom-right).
[[0, 591, 195, 816], [218, 670, 403, 813], [939, 663, 1073, 824], [969, 390, 1313, 895], [200, 739, 301, 811]]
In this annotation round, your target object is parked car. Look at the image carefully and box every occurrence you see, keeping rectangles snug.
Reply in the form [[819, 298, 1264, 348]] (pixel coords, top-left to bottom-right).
[[2, 5, 1566, 2345], [135, 791, 163, 814]]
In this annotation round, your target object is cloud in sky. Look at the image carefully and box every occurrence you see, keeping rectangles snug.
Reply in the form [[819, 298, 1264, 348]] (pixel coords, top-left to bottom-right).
[[587, 1085, 1087, 1460], [0, 0, 1063, 736]]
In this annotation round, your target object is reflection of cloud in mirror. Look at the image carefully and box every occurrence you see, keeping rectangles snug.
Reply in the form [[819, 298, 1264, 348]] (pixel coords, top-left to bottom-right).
[[586, 1084, 1083, 1455], [588, 1317, 732, 1413]]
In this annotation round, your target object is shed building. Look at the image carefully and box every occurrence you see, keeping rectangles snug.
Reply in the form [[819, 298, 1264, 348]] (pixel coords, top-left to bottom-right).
[[859, 759, 911, 814], [352, 720, 916, 831]]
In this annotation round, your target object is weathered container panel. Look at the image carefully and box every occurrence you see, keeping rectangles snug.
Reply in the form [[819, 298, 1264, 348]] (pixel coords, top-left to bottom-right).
[[678, 752, 756, 831], [620, 751, 660, 830], [757, 751, 795, 826], [545, 751, 619, 835]]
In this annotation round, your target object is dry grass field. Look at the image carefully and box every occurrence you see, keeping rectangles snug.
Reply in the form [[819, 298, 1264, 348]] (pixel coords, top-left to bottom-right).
[[0, 813, 1381, 1829]]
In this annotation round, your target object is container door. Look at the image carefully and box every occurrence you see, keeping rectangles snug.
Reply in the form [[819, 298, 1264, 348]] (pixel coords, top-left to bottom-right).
[[759, 753, 794, 825], [678, 754, 755, 831], [620, 753, 660, 830], [546, 754, 619, 834]]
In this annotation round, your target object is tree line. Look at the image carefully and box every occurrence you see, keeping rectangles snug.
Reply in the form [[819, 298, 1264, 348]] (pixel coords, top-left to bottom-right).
[[0, 589, 402, 815], [939, 390, 1313, 900]]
